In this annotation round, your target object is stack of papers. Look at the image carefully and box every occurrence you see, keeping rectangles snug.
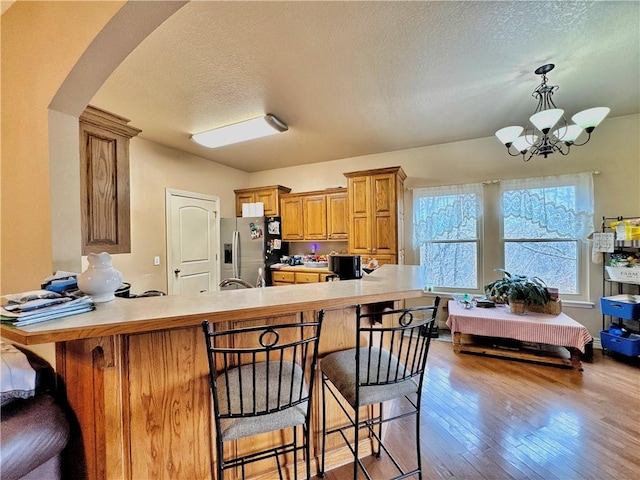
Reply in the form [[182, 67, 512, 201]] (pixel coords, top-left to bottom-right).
[[1, 290, 94, 327]]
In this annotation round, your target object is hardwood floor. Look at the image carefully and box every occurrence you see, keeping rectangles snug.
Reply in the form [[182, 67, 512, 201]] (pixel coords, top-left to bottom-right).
[[321, 336, 640, 480]]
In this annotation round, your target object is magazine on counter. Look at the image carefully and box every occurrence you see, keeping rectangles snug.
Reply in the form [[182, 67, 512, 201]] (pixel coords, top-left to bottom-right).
[[1, 290, 94, 327]]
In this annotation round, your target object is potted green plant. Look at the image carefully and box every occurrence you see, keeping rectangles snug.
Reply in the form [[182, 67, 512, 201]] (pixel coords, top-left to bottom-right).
[[484, 269, 551, 314]]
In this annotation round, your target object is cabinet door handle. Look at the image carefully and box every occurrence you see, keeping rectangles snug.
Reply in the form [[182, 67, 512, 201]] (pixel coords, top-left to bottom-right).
[[174, 269, 181, 275]]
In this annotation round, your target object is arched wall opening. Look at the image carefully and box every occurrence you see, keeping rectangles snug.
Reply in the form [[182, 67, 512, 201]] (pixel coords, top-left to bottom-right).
[[48, 1, 187, 274]]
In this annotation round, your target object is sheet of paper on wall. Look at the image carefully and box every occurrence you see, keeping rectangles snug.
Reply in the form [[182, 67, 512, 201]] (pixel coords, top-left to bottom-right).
[[592, 232, 615, 252]]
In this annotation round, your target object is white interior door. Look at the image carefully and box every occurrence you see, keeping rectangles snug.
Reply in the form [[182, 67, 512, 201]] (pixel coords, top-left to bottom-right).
[[166, 189, 220, 295]]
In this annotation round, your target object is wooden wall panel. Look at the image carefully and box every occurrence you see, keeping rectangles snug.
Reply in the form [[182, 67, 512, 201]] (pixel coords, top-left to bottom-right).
[[126, 327, 213, 479], [56, 336, 127, 480]]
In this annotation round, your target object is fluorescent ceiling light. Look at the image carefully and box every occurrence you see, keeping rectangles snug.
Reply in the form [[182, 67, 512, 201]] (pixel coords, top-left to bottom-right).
[[190, 114, 288, 148]]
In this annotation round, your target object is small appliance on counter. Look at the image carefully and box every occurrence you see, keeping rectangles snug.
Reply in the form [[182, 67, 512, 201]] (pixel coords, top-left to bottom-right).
[[328, 254, 362, 280]]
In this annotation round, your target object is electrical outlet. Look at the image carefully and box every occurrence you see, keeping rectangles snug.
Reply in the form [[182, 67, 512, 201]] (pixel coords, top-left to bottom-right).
[[154, 256, 161, 266]]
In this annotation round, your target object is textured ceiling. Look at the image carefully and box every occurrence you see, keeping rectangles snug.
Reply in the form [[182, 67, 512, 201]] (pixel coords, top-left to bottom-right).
[[91, 1, 640, 173]]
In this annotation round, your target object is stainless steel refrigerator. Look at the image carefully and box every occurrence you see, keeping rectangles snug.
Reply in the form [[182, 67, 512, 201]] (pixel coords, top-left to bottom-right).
[[220, 216, 287, 288]]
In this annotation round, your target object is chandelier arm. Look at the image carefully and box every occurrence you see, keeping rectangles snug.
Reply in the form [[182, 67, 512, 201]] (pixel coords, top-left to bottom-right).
[[523, 124, 537, 146], [505, 146, 523, 157], [571, 131, 593, 147], [540, 91, 553, 111], [551, 141, 570, 156]]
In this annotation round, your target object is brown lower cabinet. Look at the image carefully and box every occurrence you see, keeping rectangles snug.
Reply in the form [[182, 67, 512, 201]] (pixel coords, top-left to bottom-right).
[[272, 268, 333, 285]]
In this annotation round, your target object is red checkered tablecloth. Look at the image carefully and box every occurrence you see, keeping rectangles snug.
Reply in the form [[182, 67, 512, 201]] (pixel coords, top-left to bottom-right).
[[446, 300, 593, 352]]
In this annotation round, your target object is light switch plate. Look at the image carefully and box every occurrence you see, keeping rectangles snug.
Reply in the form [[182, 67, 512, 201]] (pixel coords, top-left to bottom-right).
[[154, 256, 160, 266]]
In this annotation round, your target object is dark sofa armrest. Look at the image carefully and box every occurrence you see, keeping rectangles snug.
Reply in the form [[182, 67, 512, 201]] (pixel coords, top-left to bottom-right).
[[0, 394, 70, 480]]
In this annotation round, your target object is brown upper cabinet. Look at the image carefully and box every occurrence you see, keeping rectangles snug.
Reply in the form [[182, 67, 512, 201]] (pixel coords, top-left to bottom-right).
[[326, 191, 349, 240], [280, 195, 304, 240], [234, 185, 291, 217], [80, 105, 141, 255], [344, 166, 406, 265], [303, 194, 327, 240], [280, 188, 348, 241]]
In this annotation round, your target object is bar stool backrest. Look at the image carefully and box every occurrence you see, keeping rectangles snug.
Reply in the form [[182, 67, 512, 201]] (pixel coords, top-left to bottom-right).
[[355, 299, 440, 393], [203, 320, 321, 428]]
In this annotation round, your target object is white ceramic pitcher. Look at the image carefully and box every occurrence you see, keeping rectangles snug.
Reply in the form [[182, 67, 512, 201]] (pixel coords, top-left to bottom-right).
[[78, 252, 123, 303]]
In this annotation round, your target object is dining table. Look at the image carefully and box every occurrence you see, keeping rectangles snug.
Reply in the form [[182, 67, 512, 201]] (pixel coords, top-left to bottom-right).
[[446, 300, 593, 370]]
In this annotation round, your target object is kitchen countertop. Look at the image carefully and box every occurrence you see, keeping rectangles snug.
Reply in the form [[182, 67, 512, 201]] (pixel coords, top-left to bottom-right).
[[1, 265, 426, 345]]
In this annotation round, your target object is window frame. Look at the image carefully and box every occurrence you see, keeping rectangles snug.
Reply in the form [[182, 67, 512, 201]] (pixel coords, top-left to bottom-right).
[[413, 183, 483, 293], [498, 175, 593, 300]]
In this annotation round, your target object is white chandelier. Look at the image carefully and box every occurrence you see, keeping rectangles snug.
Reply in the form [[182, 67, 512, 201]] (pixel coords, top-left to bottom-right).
[[495, 64, 609, 162]]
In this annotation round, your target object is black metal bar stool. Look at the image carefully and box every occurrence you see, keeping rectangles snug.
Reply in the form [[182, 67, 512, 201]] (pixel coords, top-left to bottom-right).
[[318, 298, 440, 479], [202, 314, 324, 479]]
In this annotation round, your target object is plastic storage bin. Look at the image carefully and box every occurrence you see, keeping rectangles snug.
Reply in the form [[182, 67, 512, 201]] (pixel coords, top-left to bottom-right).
[[605, 266, 640, 284], [600, 331, 640, 356], [600, 295, 640, 320]]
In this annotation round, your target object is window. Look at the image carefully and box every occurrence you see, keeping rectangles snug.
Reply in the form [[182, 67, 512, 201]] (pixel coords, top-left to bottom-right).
[[413, 183, 483, 289], [500, 174, 594, 295], [413, 173, 594, 298]]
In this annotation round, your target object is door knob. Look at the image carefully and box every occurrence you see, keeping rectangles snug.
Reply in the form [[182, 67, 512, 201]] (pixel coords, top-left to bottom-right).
[[174, 269, 181, 275]]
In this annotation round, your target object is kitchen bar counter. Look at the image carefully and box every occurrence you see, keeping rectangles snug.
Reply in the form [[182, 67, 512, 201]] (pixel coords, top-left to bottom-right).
[[1, 265, 423, 345], [1, 265, 427, 479]]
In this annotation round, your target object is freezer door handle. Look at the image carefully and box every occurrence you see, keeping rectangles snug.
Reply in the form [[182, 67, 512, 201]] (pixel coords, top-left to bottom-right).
[[232, 231, 240, 278]]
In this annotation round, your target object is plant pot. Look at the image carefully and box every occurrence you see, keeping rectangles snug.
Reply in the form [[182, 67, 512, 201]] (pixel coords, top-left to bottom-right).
[[507, 300, 526, 315]]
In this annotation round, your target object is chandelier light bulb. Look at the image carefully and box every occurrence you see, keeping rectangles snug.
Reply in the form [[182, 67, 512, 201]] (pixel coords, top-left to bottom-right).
[[552, 124, 584, 145], [512, 135, 538, 153], [495, 126, 524, 146], [571, 107, 610, 132], [529, 108, 564, 134]]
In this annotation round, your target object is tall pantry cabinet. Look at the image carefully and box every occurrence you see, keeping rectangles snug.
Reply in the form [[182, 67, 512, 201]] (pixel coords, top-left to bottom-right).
[[344, 166, 406, 265]]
